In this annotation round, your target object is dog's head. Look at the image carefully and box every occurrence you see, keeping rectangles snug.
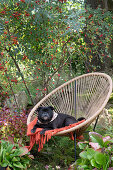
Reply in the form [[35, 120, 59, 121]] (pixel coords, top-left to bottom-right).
[[36, 106, 54, 123]]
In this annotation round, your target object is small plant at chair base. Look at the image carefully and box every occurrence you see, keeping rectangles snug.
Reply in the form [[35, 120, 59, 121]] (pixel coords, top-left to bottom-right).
[[75, 132, 113, 170], [0, 140, 34, 170]]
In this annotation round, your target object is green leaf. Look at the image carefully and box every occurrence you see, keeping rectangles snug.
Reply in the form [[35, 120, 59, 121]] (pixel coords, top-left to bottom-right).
[[76, 158, 82, 165], [90, 159, 100, 169], [79, 165, 90, 169], [89, 132, 104, 147], [94, 152, 106, 166], [78, 142, 88, 150], [109, 139, 113, 143], [12, 157, 20, 162], [11, 150, 21, 157], [104, 140, 111, 148], [13, 162, 24, 168], [79, 151, 88, 159], [21, 159, 30, 165], [19, 147, 29, 156], [0, 160, 8, 167], [6, 144, 14, 153], [86, 148, 95, 160]]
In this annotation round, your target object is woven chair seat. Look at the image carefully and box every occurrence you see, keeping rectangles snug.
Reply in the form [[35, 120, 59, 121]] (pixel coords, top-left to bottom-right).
[[27, 72, 112, 137]]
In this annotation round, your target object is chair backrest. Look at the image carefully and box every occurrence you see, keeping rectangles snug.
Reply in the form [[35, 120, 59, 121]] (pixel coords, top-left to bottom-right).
[[27, 73, 112, 126]]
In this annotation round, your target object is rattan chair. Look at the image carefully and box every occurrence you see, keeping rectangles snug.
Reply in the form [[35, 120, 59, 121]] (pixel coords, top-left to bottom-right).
[[27, 72, 112, 159]]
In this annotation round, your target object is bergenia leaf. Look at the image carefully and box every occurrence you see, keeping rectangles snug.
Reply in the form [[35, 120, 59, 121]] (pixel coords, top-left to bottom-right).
[[89, 132, 103, 147], [94, 151, 106, 167], [78, 142, 88, 149], [103, 136, 111, 142], [89, 142, 100, 150], [79, 151, 87, 159], [86, 148, 95, 160], [19, 147, 29, 156], [91, 159, 100, 169]]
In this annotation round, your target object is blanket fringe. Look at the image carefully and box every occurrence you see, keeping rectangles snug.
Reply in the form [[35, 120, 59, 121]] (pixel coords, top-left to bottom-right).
[[26, 119, 85, 152]]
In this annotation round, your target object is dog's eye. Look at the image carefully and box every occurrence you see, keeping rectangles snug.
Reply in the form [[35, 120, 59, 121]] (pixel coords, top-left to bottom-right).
[[43, 109, 48, 112]]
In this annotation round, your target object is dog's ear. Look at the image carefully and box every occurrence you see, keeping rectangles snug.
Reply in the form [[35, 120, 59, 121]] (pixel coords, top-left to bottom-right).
[[37, 106, 43, 112], [48, 106, 54, 110]]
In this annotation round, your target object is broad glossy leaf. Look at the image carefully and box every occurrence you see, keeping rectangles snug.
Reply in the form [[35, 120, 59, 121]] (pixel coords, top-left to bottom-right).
[[78, 142, 88, 149], [6, 144, 14, 153], [21, 159, 30, 165], [19, 147, 29, 156], [0, 160, 8, 167], [12, 157, 20, 162], [89, 142, 100, 150], [13, 162, 24, 168], [79, 151, 87, 159], [76, 158, 82, 164], [86, 148, 95, 160], [90, 159, 100, 169], [11, 150, 21, 157], [103, 136, 111, 142], [89, 132, 103, 147], [94, 152, 106, 166]]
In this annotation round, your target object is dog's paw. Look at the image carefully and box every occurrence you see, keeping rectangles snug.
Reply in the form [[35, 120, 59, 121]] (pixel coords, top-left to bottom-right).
[[77, 117, 85, 121], [31, 128, 36, 133], [40, 129, 46, 135]]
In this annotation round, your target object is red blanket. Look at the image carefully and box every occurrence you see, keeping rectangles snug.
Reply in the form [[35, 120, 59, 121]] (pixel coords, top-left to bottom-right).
[[26, 118, 85, 152]]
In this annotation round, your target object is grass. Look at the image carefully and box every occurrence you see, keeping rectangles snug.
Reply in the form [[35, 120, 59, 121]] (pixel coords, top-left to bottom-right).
[[28, 136, 77, 170]]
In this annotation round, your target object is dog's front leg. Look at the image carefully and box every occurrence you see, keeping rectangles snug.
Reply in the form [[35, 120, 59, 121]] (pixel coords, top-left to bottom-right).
[[40, 128, 52, 135], [31, 124, 38, 133]]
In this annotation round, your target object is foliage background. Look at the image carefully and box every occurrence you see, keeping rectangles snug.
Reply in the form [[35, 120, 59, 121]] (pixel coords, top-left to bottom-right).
[[0, 0, 113, 108]]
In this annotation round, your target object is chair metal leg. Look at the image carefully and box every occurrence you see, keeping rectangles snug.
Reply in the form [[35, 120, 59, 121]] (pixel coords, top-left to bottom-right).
[[74, 132, 77, 161], [93, 115, 99, 131]]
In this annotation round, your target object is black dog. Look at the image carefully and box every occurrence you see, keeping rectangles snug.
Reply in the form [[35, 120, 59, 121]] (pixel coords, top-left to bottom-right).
[[31, 106, 85, 135]]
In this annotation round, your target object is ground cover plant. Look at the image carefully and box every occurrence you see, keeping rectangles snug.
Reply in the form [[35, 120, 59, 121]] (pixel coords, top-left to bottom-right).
[[0, 140, 34, 170], [76, 132, 113, 170]]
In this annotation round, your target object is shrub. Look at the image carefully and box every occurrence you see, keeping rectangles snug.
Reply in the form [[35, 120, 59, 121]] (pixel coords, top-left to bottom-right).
[[0, 106, 27, 142]]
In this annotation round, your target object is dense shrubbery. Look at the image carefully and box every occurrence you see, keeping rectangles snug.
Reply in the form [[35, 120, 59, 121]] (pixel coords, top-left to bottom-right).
[[0, 107, 27, 142]]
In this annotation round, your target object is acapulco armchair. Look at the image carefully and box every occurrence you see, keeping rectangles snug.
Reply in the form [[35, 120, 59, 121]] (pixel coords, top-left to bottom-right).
[[27, 72, 112, 159]]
